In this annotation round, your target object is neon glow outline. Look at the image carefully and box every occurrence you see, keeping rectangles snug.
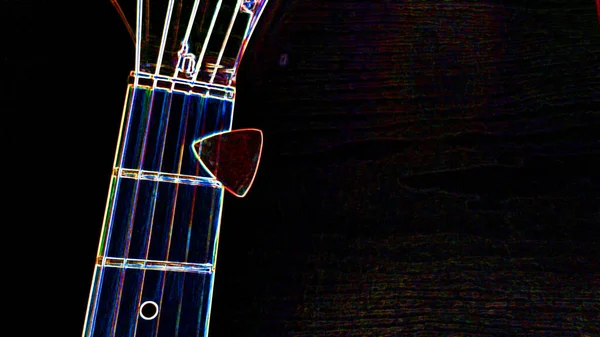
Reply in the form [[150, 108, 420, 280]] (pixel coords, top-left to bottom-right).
[[139, 301, 160, 320], [209, 0, 243, 84], [172, 0, 203, 80], [155, 0, 176, 77], [191, 0, 224, 83], [191, 128, 264, 198], [83, 1, 269, 336], [176, 42, 198, 76]]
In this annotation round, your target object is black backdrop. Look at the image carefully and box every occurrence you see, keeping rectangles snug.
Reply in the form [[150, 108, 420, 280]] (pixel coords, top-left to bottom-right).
[[5, 0, 600, 335]]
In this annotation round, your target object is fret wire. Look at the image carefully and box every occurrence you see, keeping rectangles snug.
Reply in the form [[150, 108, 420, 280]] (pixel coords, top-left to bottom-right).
[[118, 169, 220, 186], [209, 0, 243, 84], [102, 257, 213, 273], [191, 0, 224, 83]]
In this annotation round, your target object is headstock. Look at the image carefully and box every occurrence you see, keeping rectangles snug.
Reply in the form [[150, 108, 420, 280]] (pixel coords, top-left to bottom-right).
[[109, 0, 270, 88]]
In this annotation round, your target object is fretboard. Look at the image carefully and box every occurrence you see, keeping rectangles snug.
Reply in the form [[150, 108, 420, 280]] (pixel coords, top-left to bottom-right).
[[84, 83, 231, 337]]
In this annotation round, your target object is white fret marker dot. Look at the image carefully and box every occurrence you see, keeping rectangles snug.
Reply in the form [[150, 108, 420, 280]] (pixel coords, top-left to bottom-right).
[[140, 301, 159, 320]]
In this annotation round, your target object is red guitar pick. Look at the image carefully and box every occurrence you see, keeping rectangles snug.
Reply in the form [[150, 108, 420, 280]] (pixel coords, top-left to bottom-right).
[[192, 128, 263, 197]]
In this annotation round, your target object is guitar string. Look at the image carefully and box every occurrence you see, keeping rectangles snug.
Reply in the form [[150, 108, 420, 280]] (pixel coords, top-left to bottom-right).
[[191, 0, 224, 83], [103, 77, 142, 336], [153, 2, 198, 334], [88, 1, 247, 335], [87, 85, 137, 337], [172, 0, 203, 81], [127, 89, 158, 331], [135, 0, 143, 78], [131, 2, 176, 336], [174, 95, 213, 336], [174, 99, 201, 336], [110, 0, 135, 42], [155, 1, 214, 334], [170, 1, 184, 56], [125, 91, 166, 337], [167, 62, 232, 337], [198, 102, 228, 335], [209, 0, 243, 84], [202, 192, 224, 334], [111, 88, 156, 337], [154, 92, 192, 337], [106, 2, 244, 335], [131, 88, 175, 337]]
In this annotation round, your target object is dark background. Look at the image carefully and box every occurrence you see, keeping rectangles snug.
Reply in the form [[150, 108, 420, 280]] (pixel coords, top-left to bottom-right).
[[4, 0, 600, 335]]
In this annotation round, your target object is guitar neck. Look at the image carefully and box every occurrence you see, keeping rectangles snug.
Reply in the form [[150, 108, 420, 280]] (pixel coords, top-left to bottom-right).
[[83, 1, 269, 334], [84, 79, 233, 337]]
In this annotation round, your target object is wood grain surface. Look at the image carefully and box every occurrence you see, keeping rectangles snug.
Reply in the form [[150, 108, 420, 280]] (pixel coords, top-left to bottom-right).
[[214, 0, 600, 335]]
